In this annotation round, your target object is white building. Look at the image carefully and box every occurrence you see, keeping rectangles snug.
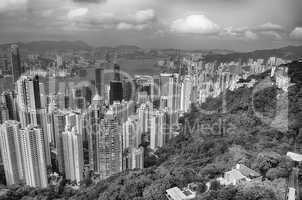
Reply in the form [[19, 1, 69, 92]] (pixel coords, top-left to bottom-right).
[[122, 115, 141, 150], [166, 186, 196, 200], [287, 152, 302, 162], [220, 164, 261, 186], [123, 147, 144, 170], [138, 101, 153, 134], [180, 76, 192, 113], [0, 120, 24, 185], [150, 110, 166, 150], [20, 126, 48, 188], [62, 127, 84, 184]]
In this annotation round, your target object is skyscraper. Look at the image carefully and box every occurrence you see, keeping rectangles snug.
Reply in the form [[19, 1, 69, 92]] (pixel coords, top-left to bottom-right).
[[53, 111, 66, 174], [180, 76, 192, 113], [111, 101, 123, 121], [56, 55, 63, 67], [62, 125, 84, 184], [160, 73, 172, 97], [150, 110, 166, 150], [1, 91, 17, 120], [15, 75, 51, 166], [114, 64, 121, 81], [122, 115, 141, 150], [104, 84, 110, 105], [167, 73, 179, 114], [122, 78, 133, 101], [10, 44, 23, 83], [97, 110, 122, 180], [0, 103, 9, 124], [87, 99, 104, 171], [135, 75, 154, 99], [20, 126, 48, 188], [138, 101, 153, 134], [123, 147, 144, 170], [95, 67, 104, 97], [109, 81, 123, 104], [38, 109, 52, 165], [159, 73, 180, 135], [16, 75, 43, 126], [159, 73, 172, 109], [130, 147, 144, 169], [153, 75, 160, 102], [0, 120, 24, 185]]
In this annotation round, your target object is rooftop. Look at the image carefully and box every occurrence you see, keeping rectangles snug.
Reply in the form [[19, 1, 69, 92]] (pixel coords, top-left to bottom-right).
[[236, 164, 261, 178], [92, 93, 102, 102], [166, 187, 196, 200], [225, 169, 247, 180], [287, 152, 302, 162]]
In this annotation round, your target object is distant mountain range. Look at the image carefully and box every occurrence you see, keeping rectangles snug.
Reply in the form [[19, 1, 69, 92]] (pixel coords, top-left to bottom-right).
[[0, 40, 91, 53], [204, 45, 302, 63], [0, 40, 302, 61]]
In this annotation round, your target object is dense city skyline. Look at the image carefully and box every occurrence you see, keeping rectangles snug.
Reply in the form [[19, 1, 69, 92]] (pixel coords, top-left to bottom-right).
[[0, 1, 302, 200], [0, 0, 302, 51]]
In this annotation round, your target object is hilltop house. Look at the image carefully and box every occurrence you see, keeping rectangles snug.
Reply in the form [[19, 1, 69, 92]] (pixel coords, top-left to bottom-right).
[[219, 164, 261, 186]]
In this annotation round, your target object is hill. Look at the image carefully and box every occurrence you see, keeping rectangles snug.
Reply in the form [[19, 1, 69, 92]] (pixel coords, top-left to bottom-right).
[[204, 45, 302, 63], [1, 41, 302, 61], [0, 40, 92, 53]]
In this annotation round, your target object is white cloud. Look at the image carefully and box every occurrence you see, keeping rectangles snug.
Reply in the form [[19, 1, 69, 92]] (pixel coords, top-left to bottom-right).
[[260, 31, 282, 40], [244, 30, 258, 40], [0, 0, 27, 11], [116, 22, 148, 31], [290, 27, 302, 40], [67, 7, 88, 19], [222, 24, 283, 40], [251, 22, 284, 40], [256, 22, 284, 31], [170, 15, 220, 34], [65, 8, 156, 31], [41, 9, 54, 17], [115, 9, 155, 31], [134, 9, 155, 23], [116, 22, 135, 30], [222, 26, 248, 37]]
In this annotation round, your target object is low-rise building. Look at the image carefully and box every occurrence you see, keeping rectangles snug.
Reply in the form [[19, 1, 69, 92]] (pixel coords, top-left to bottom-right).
[[220, 164, 261, 186], [287, 152, 302, 162], [166, 186, 196, 200]]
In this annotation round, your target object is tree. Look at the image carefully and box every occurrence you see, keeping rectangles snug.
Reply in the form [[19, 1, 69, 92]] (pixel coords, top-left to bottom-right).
[[143, 179, 173, 200], [255, 152, 281, 174], [210, 180, 221, 191], [266, 167, 288, 180], [190, 182, 206, 194], [216, 186, 238, 200], [235, 181, 279, 200]]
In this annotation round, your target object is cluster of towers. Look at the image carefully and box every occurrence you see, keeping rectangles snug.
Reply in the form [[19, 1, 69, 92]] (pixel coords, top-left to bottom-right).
[[183, 56, 287, 104], [0, 45, 194, 188]]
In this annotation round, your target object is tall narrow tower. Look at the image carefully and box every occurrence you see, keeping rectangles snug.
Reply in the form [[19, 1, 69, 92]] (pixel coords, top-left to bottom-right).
[[95, 66, 104, 97], [10, 44, 23, 82], [97, 110, 122, 180], [0, 120, 24, 185], [20, 126, 48, 188]]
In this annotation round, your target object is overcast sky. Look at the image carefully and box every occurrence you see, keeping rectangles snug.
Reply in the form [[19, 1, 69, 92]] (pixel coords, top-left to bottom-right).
[[0, 0, 302, 51]]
